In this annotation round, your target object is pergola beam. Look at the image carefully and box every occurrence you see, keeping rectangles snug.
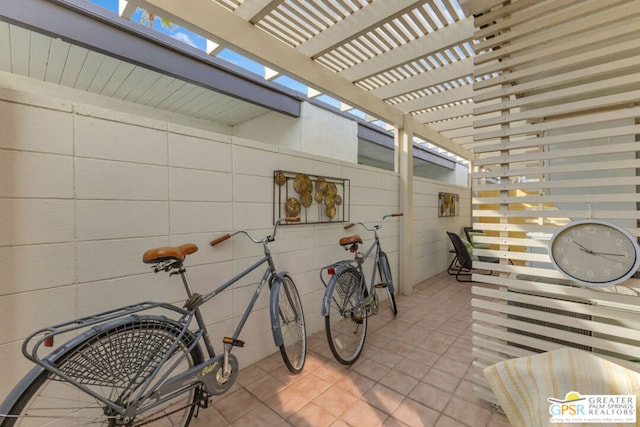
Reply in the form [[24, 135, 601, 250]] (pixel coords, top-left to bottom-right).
[[141, 0, 473, 160]]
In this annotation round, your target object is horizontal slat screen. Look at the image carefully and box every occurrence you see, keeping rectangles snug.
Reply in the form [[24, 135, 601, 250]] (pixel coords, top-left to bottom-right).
[[469, 0, 640, 406]]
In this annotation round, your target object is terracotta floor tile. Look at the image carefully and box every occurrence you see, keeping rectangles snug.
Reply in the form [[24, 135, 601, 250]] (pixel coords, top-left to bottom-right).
[[454, 379, 488, 407], [429, 330, 457, 346], [382, 416, 410, 427], [263, 386, 309, 418], [434, 414, 465, 427], [312, 359, 350, 384], [422, 367, 461, 393], [289, 372, 332, 400], [353, 357, 391, 381], [312, 383, 360, 417], [268, 363, 309, 386], [366, 330, 395, 348], [334, 370, 376, 397], [363, 383, 405, 415], [386, 339, 416, 355], [393, 358, 432, 380], [213, 388, 261, 423], [443, 395, 492, 426], [257, 351, 288, 373], [378, 368, 419, 396], [230, 403, 288, 427], [418, 338, 451, 355], [340, 399, 389, 426], [244, 373, 286, 401], [235, 364, 268, 387], [391, 397, 440, 427], [288, 402, 337, 427], [191, 406, 230, 426], [405, 346, 441, 365], [408, 381, 452, 412], [368, 348, 404, 368], [432, 356, 470, 378]]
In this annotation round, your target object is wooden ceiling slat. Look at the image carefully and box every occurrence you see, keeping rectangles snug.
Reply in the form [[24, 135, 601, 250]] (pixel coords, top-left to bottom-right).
[[60, 45, 89, 88], [267, 10, 311, 41], [276, 7, 323, 36], [74, 51, 106, 91], [288, 0, 330, 31]]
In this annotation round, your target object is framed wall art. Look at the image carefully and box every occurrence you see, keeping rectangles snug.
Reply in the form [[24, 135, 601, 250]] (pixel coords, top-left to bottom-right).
[[438, 192, 459, 217], [273, 170, 350, 224]]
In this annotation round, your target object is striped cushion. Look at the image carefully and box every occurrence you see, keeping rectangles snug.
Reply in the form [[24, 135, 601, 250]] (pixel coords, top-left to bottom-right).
[[483, 348, 640, 427]]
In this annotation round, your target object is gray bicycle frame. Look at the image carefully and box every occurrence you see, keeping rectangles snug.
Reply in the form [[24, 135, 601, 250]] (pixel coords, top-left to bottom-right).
[[320, 230, 389, 317], [148, 254, 288, 402], [3, 240, 289, 422]]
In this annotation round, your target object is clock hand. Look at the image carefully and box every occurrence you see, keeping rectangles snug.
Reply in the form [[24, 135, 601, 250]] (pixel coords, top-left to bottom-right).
[[571, 240, 595, 255], [591, 251, 626, 257]]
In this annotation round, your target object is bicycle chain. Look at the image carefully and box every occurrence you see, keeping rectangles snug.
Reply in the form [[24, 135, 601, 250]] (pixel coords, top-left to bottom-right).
[[132, 403, 194, 426], [132, 393, 210, 426]]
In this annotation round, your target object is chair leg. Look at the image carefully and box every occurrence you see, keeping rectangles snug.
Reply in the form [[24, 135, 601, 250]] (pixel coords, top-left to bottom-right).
[[455, 269, 473, 282], [447, 255, 459, 275]]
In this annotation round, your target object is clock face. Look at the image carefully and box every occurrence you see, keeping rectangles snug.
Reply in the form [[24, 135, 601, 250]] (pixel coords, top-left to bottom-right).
[[549, 220, 640, 287]]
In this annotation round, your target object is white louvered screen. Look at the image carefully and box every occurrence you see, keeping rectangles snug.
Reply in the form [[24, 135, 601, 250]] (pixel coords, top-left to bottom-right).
[[468, 0, 640, 405]]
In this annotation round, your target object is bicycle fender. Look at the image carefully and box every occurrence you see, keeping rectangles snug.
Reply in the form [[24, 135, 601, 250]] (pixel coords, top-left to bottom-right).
[[378, 251, 395, 293], [0, 365, 46, 426], [320, 263, 355, 317], [269, 273, 286, 347]]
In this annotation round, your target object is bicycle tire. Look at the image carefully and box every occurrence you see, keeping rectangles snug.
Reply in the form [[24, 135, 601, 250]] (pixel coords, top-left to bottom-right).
[[378, 251, 398, 316], [2, 316, 203, 427], [325, 267, 367, 365], [274, 274, 307, 374]]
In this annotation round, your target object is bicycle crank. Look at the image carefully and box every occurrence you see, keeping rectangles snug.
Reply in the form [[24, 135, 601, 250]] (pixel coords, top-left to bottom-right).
[[201, 353, 239, 395], [359, 293, 379, 316]]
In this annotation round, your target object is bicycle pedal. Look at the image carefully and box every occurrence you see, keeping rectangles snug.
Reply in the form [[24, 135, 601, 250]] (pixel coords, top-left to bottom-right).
[[374, 283, 387, 289], [223, 337, 245, 347]]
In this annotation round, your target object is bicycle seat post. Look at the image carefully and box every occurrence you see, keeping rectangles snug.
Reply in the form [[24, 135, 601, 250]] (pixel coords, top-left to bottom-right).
[[175, 266, 195, 299]]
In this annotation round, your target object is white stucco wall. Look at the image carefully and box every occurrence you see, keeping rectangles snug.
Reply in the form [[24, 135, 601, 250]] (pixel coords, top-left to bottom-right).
[[234, 102, 358, 163]]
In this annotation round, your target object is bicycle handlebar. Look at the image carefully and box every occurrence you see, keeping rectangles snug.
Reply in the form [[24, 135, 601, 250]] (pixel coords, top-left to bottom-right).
[[210, 217, 300, 247], [343, 212, 403, 232]]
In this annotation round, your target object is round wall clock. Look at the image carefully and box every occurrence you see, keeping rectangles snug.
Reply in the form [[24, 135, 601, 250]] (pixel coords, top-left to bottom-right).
[[548, 220, 640, 287]]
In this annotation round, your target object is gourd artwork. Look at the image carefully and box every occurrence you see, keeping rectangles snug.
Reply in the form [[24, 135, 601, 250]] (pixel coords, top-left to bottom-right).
[[273, 171, 349, 224]]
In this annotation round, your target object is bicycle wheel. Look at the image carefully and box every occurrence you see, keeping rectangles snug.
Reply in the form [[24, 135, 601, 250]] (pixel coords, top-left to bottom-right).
[[378, 251, 398, 316], [325, 267, 367, 365], [3, 316, 203, 427], [274, 274, 307, 374]]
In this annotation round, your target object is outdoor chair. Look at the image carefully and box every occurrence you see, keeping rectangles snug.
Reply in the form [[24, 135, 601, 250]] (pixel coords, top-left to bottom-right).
[[447, 231, 499, 282]]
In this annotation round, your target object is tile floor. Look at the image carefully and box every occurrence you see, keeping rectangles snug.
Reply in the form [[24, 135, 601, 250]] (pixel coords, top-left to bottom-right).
[[191, 272, 510, 426]]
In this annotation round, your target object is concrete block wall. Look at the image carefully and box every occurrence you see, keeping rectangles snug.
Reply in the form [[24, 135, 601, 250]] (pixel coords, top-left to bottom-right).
[[0, 81, 470, 402], [413, 177, 470, 283]]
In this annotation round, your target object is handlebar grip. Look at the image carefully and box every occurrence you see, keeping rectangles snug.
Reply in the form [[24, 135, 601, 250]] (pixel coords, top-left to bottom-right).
[[391, 213, 404, 217], [210, 234, 231, 247], [285, 217, 300, 223], [344, 223, 355, 230]]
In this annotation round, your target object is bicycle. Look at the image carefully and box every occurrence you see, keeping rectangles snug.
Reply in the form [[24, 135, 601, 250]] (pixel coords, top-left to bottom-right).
[[0, 217, 307, 426], [320, 213, 402, 365]]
